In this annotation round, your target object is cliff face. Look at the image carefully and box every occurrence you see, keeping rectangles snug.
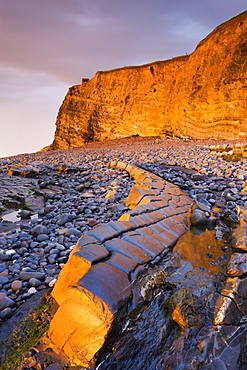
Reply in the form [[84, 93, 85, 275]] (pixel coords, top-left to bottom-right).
[[50, 11, 247, 150]]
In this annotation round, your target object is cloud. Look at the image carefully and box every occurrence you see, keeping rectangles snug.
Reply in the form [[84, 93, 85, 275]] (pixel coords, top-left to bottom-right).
[[0, 66, 67, 156]]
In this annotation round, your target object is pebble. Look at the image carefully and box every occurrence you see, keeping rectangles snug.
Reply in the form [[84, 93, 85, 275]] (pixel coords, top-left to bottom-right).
[[57, 214, 73, 226], [29, 278, 42, 287], [0, 138, 247, 323], [0, 276, 9, 285], [19, 271, 45, 281], [11, 280, 23, 292], [19, 210, 32, 219], [0, 295, 15, 310], [30, 224, 48, 236], [0, 307, 12, 320], [190, 209, 208, 227]]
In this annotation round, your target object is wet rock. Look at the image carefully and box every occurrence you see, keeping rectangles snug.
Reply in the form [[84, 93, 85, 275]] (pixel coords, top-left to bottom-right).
[[203, 359, 227, 370], [140, 270, 168, 301], [220, 209, 240, 226], [221, 277, 247, 315], [193, 198, 212, 212], [19, 209, 32, 219], [169, 288, 205, 330], [207, 216, 217, 229], [190, 209, 207, 227], [226, 253, 247, 276], [213, 294, 243, 325]]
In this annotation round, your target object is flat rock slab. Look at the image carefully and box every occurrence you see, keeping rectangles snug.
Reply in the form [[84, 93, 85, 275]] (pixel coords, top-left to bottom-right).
[[104, 239, 152, 263], [77, 263, 131, 313], [105, 251, 139, 275], [221, 277, 247, 315], [0, 173, 39, 214], [135, 226, 171, 249], [123, 233, 165, 258], [87, 224, 120, 243], [73, 243, 109, 264]]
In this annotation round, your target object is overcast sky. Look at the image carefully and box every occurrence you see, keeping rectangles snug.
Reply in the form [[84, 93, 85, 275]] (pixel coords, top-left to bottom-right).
[[0, 1, 246, 157]]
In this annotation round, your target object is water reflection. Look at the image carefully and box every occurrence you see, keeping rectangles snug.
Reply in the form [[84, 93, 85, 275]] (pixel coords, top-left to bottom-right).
[[0, 209, 38, 223], [173, 228, 224, 274], [0, 210, 21, 223]]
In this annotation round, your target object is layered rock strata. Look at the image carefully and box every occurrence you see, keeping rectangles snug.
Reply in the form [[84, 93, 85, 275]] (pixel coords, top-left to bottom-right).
[[49, 11, 247, 151], [47, 161, 191, 367]]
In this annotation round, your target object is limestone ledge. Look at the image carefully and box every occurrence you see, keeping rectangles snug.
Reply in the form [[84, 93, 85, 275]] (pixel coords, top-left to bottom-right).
[[47, 160, 191, 367]]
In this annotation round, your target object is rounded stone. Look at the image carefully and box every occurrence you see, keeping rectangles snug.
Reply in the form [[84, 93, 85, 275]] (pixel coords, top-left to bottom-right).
[[29, 278, 42, 287], [19, 271, 45, 281], [0, 276, 9, 285], [20, 241, 29, 249], [27, 287, 37, 295], [44, 205, 54, 214], [0, 238, 7, 246], [57, 213, 73, 226], [88, 219, 97, 227], [190, 210, 207, 227], [48, 254, 58, 264], [19, 210, 32, 219], [0, 296, 15, 310], [64, 228, 82, 237], [37, 234, 49, 242], [30, 224, 48, 236], [0, 271, 8, 277], [11, 280, 23, 292], [0, 307, 13, 320], [57, 228, 68, 236], [19, 232, 31, 241], [44, 193, 54, 200]]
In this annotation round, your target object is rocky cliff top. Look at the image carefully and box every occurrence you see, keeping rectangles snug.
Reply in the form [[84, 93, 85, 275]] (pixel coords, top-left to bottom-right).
[[47, 11, 247, 151]]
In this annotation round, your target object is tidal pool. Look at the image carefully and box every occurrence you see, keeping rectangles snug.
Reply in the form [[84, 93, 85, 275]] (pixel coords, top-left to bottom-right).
[[1, 210, 21, 223]]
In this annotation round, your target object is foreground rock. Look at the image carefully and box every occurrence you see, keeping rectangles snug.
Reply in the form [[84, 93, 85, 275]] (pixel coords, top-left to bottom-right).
[[1, 137, 247, 369], [46, 161, 191, 367]]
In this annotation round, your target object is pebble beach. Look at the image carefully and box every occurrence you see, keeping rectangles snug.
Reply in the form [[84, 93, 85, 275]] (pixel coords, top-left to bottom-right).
[[0, 136, 246, 322]]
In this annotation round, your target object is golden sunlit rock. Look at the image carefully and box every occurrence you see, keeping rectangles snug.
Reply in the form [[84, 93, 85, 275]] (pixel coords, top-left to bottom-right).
[[48, 287, 114, 368], [47, 11, 247, 151]]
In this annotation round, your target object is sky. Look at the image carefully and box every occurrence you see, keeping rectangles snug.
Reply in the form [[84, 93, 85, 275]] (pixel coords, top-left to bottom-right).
[[0, 0, 246, 158]]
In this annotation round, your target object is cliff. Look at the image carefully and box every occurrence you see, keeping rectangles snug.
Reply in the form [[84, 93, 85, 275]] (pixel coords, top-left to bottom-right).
[[49, 11, 247, 150]]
